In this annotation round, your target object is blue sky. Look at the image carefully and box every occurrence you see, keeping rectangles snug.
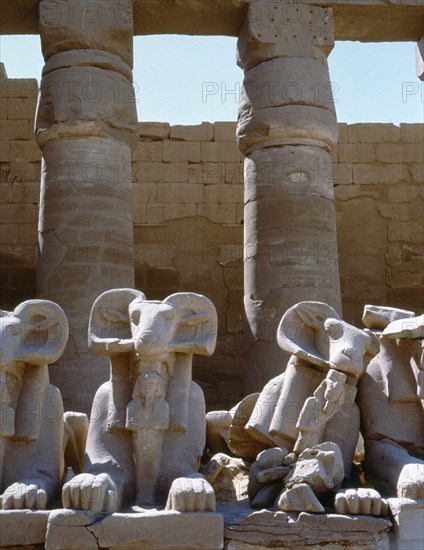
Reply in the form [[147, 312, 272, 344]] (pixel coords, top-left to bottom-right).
[[1, 34, 423, 125]]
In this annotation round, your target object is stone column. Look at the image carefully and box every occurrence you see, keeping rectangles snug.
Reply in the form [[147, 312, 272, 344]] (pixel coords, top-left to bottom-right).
[[416, 34, 424, 80], [237, 1, 342, 392], [35, 0, 138, 411]]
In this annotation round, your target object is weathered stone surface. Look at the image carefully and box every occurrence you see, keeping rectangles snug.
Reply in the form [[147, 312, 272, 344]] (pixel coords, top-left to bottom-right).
[[358, 303, 424, 504], [0, 510, 49, 547], [37, 137, 134, 411], [45, 508, 224, 550], [362, 305, 415, 330], [220, 501, 392, 549], [170, 123, 213, 142], [285, 442, 344, 493], [0, 80, 422, 414], [248, 448, 289, 503], [2, 0, 424, 42], [416, 36, 424, 80], [278, 484, 325, 513], [36, 60, 137, 148], [62, 290, 218, 513], [206, 411, 232, 455], [228, 393, 265, 461], [39, 0, 134, 67], [240, 57, 336, 113], [334, 488, 389, 516], [0, 301, 68, 512], [238, 105, 338, 154], [389, 498, 424, 550], [203, 454, 249, 503], [382, 314, 424, 339]]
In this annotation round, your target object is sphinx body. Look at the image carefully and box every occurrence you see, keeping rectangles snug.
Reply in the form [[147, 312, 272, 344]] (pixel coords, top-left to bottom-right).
[[63, 289, 218, 512], [357, 306, 424, 501], [0, 300, 69, 510]]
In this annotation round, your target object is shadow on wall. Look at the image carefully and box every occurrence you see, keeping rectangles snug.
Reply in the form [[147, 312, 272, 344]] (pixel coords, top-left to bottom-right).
[[0, 253, 36, 310]]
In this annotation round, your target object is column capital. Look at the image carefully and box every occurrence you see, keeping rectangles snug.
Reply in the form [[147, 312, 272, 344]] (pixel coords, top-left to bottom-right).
[[39, 0, 134, 68], [36, 0, 137, 149], [238, 1, 334, 70]]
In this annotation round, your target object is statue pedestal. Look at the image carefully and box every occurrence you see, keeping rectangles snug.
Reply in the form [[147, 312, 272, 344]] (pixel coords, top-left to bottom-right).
[[219, 501, 392, 550], [0, 510, 50, 548], [389, 498, 424, 550], [45, 508, 223, 550]]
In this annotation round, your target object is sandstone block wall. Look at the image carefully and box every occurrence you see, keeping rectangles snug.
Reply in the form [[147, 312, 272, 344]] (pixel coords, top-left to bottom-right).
[[1, 66, 423, 408], [0, 66, 39, 306]]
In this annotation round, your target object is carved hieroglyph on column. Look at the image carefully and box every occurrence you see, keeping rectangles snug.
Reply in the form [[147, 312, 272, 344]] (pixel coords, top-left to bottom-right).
[[237, 1, 342, 392], [35, 0, 138, 411]]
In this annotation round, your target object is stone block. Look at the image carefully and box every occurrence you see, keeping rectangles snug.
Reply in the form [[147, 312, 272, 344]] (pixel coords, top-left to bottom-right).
[[0, 140, 9, 162], [188, 163, 204, 184], [204, 184, 243, 205], [157, 182, 204, 204], [337, 123, 348, 143], [135, 162, 188, 183], [18, 222, 38, 244], [12, 181, 40, 204], [45, 508, 223, 550], [224, 163, 244, 185], [0, 120, 30, 140], [39, 0, 134, 66], [133, 181, 157, 204], [337, 143, 375, 163], [170, 123, 213, 142], [133, 204, 147, 224], [201, 202, 237, 225], [202, 163, 226, 184], [0, 78, 38, 100], [236, 203, 244, 224], [9, 140, 41, 162], [0, 223, 19, 244], [220, 502, 391, 550], [214, 122, 237, 142], [145, 266, 181, 289], [400, 123, 424, 143], [163, 141, 201, 163], [348, 123, 400, 143], [133, 141, 163, 162], [388, 222, 424, 243], [378, 203, 409, 221], [7, 97, 37, 120], [375, 143, 424, 163], [352, 163, 403, 185], [388, 185, 421, 203], [388, 268, 423, 289], [201, 142, 242, 163], [132, 243, 176, 267], [0, 510, 50, 547], [163, 202, 197, 220], [333, 163, 353, 185], [146, 203, 164, 224], [0, 99, 7, 120], [0, 181, 13, 202], [389, 498, 424, 550], [0, 203, 37, 223], [138, 122, 170, 140], [1, 161, 41, 184]]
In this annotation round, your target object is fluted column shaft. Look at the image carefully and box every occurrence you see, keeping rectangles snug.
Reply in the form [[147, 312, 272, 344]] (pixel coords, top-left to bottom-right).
[[36, 0, 137, 411], [237, 1, 342, 392]]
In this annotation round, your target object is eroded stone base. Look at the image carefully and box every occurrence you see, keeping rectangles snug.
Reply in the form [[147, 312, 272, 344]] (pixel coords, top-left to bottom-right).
[[219, 501, 392, 549], [389, 498, 424, 550], [45, 508, 224, 550], [0, 510, 49, 548]]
